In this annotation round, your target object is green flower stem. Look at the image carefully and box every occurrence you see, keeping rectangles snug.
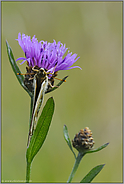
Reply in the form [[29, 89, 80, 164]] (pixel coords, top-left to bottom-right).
[[26, 97, 33, 183], [67, 152, 85, 183], [29, 96, 33, 128], [26, 162, 31, 183]]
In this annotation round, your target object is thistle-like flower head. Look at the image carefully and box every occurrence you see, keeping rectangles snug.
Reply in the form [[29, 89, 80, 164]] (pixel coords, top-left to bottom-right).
[[16, 33, 81, 93], [16, 33, 81, 74]]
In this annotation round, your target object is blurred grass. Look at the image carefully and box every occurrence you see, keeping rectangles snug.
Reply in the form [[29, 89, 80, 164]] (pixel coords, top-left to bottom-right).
[[2, 2, 122, 183]]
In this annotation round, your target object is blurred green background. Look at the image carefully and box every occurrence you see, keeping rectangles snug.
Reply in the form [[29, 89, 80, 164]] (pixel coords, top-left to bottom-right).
[[2, 2, 122, 183]]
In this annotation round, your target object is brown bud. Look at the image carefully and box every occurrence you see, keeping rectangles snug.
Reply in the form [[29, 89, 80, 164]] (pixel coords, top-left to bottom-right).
[[72, 127, 95, 152]]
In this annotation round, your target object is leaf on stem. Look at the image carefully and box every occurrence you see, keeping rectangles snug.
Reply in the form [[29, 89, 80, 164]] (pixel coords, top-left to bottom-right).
[[80, 164, 105, 183], [6, 40, 33, 97], [26, 97, 55, 163], [63, 125, 76, 159], [86, 142, 109, 154]]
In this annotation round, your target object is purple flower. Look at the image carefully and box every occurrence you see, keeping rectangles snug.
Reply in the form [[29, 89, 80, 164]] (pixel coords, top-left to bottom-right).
[[16, 33, 81, 74]]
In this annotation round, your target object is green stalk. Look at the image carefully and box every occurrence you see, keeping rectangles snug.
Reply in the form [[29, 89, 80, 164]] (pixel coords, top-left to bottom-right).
[[67, 152, 85, 183], [26, 162, 31, 183], [26, 96, 33, 182], [29, 96, 34, 128]]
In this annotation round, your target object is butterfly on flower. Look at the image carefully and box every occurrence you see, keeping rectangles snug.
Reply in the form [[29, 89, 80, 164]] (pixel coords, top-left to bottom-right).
[[16, 33, 81, 147], [18, 64, 67, 147]]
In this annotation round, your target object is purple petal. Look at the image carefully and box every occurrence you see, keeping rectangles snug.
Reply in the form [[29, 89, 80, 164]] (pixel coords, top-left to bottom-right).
[[16, 33, 81, 73]]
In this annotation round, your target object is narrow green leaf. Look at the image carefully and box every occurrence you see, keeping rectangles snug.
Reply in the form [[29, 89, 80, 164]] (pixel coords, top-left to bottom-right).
[[26, 97, 55, 163], [80, 164, 105, 183], [6, 40, 33, 97], [63, 125, 76, 159], [6, 41, 24, 84], [45, 76, 68, 94], [86, 142, 109, 154]]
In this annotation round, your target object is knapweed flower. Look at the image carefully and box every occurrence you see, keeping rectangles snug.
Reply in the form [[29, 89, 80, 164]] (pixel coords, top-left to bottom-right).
[[72, 127, 95, 153], [16, 33, 81, 93]]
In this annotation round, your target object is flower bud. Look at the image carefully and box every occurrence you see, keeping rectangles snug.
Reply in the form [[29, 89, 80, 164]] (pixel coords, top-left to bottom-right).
[[72, 127, 95, 153]]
